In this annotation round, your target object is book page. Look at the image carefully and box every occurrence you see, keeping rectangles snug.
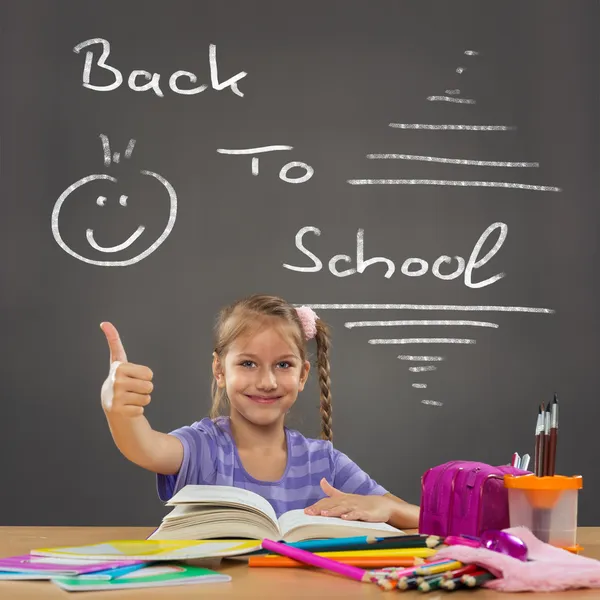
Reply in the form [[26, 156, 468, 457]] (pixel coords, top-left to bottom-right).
[[278, 509, 403, 538], [167, 485, 278, 529]]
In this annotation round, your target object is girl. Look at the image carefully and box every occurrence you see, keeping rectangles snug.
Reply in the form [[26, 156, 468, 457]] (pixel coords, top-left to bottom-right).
[[100, 294, 419, 528]]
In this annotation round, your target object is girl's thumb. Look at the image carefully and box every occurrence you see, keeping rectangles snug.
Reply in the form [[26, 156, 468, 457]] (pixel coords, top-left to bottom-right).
[[100, 322, 128, 364], [320, 478, 344, 497]]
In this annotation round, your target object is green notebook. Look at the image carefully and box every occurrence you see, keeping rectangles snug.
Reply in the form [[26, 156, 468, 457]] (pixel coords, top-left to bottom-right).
[[51, 563, 230, 592]]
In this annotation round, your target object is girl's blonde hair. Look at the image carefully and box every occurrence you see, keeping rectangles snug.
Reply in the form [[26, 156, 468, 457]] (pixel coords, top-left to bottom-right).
[[210, 294, 333, 441]]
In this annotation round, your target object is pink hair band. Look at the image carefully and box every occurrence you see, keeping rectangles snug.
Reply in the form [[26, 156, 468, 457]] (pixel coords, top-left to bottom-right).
[[295, 306, 319, 340]]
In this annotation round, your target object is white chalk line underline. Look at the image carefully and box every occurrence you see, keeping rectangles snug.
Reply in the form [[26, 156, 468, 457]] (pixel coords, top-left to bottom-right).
[[217, 145, 292, 154], [398, 355, 445, 361], [346, 179, 561, 191], [369, 338, 476, 344], [410, 366, 438, 373], [427, 96, 476, 104], [298, 304, 554, 314], [389, 124, 516, 130], [345, 320, 498, 328], [366, 154, 539, 168]]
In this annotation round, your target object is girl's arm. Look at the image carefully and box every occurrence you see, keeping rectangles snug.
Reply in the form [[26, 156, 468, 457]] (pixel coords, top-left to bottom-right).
[[305, 479, 420, 528], [383, 493, 420, 529], [105, 412, 184, 475]]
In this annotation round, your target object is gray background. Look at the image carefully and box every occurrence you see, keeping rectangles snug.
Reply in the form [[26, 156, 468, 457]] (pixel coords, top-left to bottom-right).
[[1, 0, 599, 526]]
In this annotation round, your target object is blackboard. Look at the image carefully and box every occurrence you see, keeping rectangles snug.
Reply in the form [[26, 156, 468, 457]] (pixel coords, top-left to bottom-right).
[[1, 0, 599, 527]]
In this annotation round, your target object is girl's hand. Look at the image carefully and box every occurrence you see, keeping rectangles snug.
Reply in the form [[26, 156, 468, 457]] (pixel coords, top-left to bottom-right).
[[304, 479, 396, 523], [100, 322, 154, 418]]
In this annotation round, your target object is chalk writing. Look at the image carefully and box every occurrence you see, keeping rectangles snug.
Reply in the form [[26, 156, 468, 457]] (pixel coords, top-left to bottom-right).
[[283, 222, 507, 289], [217, 146, 314, 183], [73, 39, 247, 97]]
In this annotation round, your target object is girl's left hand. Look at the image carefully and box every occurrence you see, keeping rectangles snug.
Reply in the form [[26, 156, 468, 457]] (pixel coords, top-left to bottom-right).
[[304, 479, 396, 522]]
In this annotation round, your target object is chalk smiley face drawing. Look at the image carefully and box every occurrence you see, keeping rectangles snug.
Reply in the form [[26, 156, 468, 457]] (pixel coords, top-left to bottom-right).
[[51, 134, 177, 266]]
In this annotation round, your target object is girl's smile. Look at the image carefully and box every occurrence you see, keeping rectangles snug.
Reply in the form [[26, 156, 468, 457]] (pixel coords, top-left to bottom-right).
[[245, 394, 281, 404]]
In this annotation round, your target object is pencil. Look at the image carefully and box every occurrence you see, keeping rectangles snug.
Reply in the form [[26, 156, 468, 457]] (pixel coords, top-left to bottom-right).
[[270, 533, 440, 553], [418, 574, 445, 592], [416, 560, 463, 576], [441, 577, 463, 590], [397, 575, 419, 590], [261, 538, 373, 582], [373, 565, 418, 583], [374, 577, 398, 591], [376, 558, 455, 586], [248, 555, 421, 568], [543, 402, 551, 476], [283, 548, 437, 558], [442, 564, 479, 580], [462, 569, 495, 587], [548, 393, 559, 476]]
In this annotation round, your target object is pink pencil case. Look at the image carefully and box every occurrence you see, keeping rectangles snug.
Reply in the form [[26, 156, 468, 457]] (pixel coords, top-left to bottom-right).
[[419, 460, 530, 538]]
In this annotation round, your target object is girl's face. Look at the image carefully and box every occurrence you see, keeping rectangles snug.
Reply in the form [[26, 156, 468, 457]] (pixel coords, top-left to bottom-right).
[[213, 323, 310, 429]]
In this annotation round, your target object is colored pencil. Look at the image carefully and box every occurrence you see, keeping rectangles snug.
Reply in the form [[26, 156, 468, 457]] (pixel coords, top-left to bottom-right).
[[259, 534, 441, 554], [441, 579, 461, 590], [415, 559, 463, 576], [288, 535, 444, 552], [268, 547, 436, 559], [376, 558, 454, 589], [548, 393, 559, 476], [374, 577, 398, 591], [462, 569, 495, 587], [440, 566, 480, 591], [441, 575, 465, 591], [397, 575, 419, 590], [442, 564, 479, 579], [418, 574, 445, 592], [261, 538, 372, 582], [371, 563, 422, 581], [248, 555, 421, 568]]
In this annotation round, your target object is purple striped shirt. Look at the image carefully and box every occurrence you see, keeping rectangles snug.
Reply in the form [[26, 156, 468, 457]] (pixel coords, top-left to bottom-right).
[[156, 416, 387, 517]]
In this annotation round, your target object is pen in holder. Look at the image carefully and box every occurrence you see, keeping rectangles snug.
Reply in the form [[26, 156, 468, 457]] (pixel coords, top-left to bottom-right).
[[504, 474, 582, 550]]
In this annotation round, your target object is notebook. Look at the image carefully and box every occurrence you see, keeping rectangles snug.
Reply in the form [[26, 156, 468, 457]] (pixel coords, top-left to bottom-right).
[[0, 554, 146, 579], [31, 539, 262, 561], [148, 485, 404, 542], [51, 564, 230, 591]]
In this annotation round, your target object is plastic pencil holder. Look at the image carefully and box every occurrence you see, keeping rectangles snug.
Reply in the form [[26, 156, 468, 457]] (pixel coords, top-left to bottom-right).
[[503, 474, 583, 551]]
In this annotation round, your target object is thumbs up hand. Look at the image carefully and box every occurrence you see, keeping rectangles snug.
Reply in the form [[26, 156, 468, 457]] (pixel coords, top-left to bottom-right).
[[100, 322, 154, 418]]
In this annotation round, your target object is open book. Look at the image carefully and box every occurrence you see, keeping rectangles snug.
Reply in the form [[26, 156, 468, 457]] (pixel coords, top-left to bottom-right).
[[148, 485, 404, 543]]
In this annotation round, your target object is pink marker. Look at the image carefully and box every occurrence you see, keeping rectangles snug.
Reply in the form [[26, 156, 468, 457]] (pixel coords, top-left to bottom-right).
[[261, 538, 373, 582]]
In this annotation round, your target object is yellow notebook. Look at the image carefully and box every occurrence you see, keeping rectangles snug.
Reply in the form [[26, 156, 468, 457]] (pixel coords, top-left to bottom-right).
[[31, 539, 262, 561]]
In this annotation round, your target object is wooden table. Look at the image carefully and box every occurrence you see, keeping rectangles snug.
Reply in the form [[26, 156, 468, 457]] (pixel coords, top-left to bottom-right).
[[1, 527, 600, 598]]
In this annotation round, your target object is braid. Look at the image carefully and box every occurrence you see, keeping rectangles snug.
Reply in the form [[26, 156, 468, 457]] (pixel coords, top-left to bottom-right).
[[315, 319, 333, 441]]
